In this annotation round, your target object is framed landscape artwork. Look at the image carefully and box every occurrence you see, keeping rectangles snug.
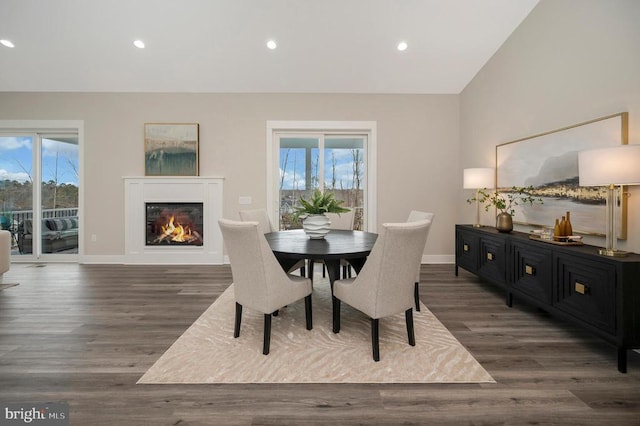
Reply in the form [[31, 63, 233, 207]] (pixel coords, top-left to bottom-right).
[[144, 123, 199, 176], [496, 112, 628, 237]]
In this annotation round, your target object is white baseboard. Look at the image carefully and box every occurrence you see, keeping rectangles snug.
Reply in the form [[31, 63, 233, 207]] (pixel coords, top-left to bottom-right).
[[80, 255, 126, 264], [422, 254, 455, 264]]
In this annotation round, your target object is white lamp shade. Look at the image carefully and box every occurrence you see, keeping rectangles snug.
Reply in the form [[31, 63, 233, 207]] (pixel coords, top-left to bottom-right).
[[579, 144, 640, 186], [463, 168, 494, 189]]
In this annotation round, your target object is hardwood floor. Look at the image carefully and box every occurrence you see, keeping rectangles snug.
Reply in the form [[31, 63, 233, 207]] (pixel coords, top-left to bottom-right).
[[1, 263, 639, 425]]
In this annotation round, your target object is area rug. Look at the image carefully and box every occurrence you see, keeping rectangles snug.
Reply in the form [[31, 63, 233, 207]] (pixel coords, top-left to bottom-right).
[[0, 283, 19, 291], [138, 280, 495, 384]]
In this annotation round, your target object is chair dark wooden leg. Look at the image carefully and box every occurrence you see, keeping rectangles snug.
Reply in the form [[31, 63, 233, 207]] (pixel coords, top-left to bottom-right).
[[332, 296, 341, 333], [414, 282, 421, 311], [234, 302, 242, 338], [300, 265, 306, 277], [263, 313, 272, 355], [309, 261, 315, 279], [405, 308, 415, 346], [371, 318, 380, 362], [305, 294, 313, 330]]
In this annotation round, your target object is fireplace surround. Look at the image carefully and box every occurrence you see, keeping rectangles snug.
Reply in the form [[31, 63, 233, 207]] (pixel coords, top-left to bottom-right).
[[124, 177, 223, 264]]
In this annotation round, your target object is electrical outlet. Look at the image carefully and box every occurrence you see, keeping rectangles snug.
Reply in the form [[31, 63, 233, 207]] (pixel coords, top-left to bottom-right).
[[91, 234, 97, 242], [239, 196, 252, 205]]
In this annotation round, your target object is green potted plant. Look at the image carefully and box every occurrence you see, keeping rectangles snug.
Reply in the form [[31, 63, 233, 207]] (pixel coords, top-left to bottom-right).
[[467, 185, 543, 232], [293, 189, 350, 239]]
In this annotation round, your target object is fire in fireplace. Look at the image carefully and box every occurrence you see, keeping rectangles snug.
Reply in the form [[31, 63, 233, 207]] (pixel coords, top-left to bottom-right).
[[146, 202, 204, 246]]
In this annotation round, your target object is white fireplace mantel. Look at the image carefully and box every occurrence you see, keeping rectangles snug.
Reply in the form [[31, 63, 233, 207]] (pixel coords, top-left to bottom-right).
[[124, 176, 224, 264]]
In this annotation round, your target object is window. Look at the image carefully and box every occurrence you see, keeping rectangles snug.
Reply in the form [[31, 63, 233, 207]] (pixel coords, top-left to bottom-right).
[[0, 121, 82, 260], [267, 121, 376, 232]]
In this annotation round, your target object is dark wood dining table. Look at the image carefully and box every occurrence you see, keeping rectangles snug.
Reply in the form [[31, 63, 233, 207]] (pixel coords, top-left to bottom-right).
[[265, 229, 378, 288]]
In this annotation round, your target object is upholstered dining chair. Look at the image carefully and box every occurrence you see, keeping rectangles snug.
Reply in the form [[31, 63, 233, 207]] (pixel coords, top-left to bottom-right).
[[406, 210, 435, 311], [239, 208, 306, 276], [332, 220, 431, 361], [218, 219, 313, 355], [326, 211, 355, 230], [0, 230, 10, 276]]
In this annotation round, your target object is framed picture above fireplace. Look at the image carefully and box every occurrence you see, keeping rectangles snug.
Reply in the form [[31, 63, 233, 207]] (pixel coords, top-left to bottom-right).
[[144, 123, 199, 176]]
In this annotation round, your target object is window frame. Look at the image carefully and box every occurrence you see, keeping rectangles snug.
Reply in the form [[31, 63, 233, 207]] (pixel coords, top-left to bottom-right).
[[266, 121, 377, 232]]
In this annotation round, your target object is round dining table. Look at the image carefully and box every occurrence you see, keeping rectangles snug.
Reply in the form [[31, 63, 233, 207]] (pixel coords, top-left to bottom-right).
[[265, 229, 378, 288]]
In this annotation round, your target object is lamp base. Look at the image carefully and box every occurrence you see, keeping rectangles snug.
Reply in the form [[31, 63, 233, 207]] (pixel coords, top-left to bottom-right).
[[598, 248, 629, 257], [473, 224, 482, 228]]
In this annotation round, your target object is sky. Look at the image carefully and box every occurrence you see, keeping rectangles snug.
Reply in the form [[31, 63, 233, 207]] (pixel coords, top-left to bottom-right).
[[279, 147, 363, 190], [0, 136, 79, 185]]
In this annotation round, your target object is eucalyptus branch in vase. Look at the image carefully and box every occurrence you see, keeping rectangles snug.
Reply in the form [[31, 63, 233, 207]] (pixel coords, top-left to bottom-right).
[[467, 186, 543, 231]]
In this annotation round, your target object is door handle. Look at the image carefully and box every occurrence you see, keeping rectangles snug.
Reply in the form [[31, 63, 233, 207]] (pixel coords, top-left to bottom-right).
[[575, 281, 590, 295], [525, 264, 535, 275]]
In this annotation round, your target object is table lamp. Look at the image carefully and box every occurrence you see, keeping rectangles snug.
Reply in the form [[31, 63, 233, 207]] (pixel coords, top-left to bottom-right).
[[578, 144, 640, 256], [463, 168, 495, 227]]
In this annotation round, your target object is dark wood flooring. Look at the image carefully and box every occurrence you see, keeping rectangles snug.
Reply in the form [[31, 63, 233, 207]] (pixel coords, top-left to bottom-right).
[[1, 263, 639, 425]]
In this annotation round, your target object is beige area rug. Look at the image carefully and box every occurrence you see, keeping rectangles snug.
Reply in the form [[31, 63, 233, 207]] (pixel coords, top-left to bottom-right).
[[0, 283, 19, 291], [138, 280, 495, 384]]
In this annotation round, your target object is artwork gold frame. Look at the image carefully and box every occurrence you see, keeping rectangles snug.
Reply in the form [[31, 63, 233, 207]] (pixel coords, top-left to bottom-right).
[[496, 112, 628, 237], [144, 123, 199, 176]]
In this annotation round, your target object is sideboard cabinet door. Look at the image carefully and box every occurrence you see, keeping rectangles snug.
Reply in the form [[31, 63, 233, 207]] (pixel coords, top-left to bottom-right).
[[510, 240, 553, 305], [455, 226, 479, 274], [555, 253, 616, 335], [477, 234, 507, 288]]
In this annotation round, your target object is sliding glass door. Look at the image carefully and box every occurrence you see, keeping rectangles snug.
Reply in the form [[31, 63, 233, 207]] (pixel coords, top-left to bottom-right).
[[276, 133, 367, 230], [0, 132, 79, 259]]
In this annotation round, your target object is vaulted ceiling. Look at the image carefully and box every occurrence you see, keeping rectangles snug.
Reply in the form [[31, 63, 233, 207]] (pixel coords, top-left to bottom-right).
[[0, 0, 539, 94]]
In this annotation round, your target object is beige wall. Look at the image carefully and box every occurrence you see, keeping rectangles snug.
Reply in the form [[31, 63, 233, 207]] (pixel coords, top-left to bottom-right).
[[460, 0, 640, 253], [5, 0, 638, 262], [0, 93, 459, 262]]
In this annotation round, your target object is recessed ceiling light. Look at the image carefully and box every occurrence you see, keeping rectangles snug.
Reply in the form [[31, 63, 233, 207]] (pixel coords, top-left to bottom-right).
[[266, 40, 277, 50], [1, 39, 15, 48], [133, 40, 145, 49], [397, 41, 408, 51]]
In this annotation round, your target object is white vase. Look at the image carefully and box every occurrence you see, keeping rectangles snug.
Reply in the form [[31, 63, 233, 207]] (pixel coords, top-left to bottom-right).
[[302, 214, 331, 239]]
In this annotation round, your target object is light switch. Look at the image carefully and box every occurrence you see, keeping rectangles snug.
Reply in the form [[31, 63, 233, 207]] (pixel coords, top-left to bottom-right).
[[239, 196, 252, 205]]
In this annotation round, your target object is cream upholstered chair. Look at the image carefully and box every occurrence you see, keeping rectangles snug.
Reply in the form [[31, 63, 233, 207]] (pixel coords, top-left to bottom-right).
[[332, 220, 431, 361], [239, 208, 306, 276], [326, 211, 355, 230], [0, 230, 10, 276], [238, 209, 274, 234], [218, 219, 313, 355], [406, 210, 434, 311]]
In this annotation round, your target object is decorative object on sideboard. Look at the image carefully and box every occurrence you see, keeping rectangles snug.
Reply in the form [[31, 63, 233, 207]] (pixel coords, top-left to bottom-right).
[[463, 168, 494, 228], [579, 144, 640, 257], [496, 112, 628, 236], [293, 189, 350, 239], [467, 186, 543, 233], [552, 211, 573, 240]]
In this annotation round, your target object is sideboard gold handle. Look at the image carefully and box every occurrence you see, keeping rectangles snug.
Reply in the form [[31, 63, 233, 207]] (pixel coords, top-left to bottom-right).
[[463, 243, 469, 252], [575, 282, 589, 295], [525, 264, 535, 275], [487, 252, 494, 261]]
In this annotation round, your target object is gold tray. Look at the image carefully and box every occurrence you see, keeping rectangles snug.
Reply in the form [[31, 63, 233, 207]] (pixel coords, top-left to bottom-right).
[[529, 235, 584, 246]]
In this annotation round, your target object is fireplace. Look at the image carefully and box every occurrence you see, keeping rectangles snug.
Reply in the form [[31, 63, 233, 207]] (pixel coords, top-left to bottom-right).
[[124, 177, 224, 264], [146, 202, 204, 246]]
